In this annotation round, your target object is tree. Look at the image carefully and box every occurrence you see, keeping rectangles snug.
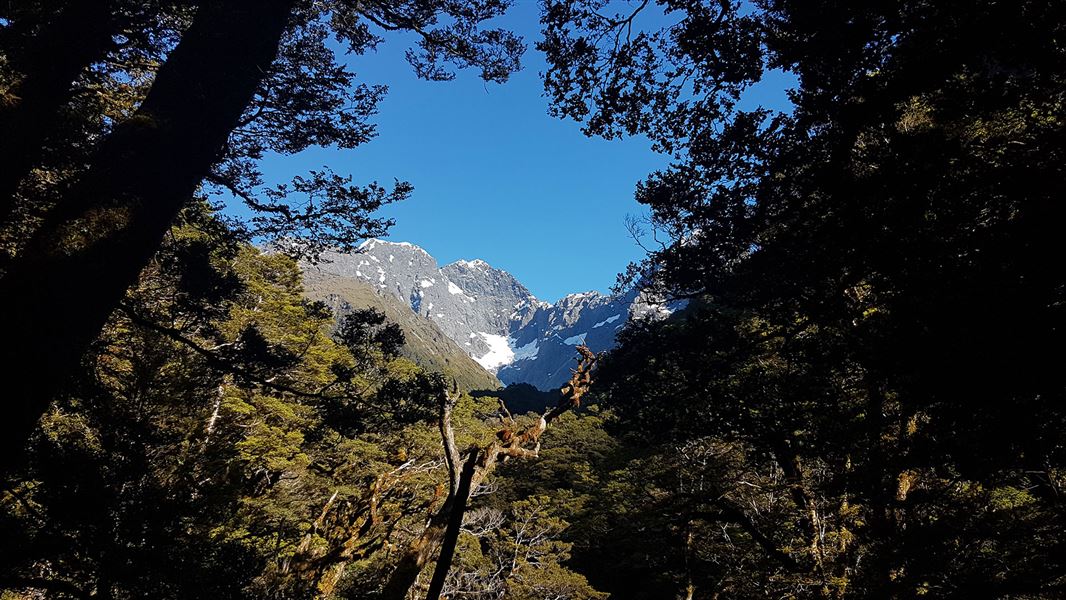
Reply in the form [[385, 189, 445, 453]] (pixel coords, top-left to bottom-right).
[[0, 1, 194, 213], [381, 346, 597, 600], [541, 0, 1066, 597], [0, 0, 298, 481], [0, 207, 451, 598], [438, 497, 607, 600], [0, 0, 524, 479]]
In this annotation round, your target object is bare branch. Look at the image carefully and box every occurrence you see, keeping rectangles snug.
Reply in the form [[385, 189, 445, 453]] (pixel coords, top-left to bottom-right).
[[439, 378, 462, 498]]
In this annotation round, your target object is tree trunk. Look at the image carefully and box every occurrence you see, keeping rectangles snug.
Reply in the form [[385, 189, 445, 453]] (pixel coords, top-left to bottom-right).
[[424, 451, 478, 600], [0, 0, 295, 480], [379, 501, 454, 600], [379, 383, 466, 600], [379, 447, 500, 600], [0, 1, 118, 216], [381, 347, 596, 600]]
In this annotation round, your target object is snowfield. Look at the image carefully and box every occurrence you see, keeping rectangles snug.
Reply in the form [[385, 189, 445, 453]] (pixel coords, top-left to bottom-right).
[[474, 332, 515, 371]]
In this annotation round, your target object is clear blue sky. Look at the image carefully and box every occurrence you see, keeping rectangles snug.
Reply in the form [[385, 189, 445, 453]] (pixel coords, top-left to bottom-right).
[[257, 2, 792, 302]]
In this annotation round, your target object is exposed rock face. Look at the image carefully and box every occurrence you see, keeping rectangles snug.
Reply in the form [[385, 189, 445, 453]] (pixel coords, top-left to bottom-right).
[[302, 269, 502, 393], [307, 239, 683, 390]]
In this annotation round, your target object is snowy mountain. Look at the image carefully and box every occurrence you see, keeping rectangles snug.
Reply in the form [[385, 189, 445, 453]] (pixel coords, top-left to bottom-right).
[[304, 239, 682, 390], [302, 269, 502, 392]]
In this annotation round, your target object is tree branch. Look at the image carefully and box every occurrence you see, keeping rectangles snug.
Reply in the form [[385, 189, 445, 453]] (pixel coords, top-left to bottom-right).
[[438, 378, 462, 498]]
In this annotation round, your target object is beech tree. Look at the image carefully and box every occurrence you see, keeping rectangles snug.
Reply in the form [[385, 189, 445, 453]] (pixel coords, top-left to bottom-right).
[[0, 0, 523, 479], [382, 346, 597, 600], [4, 1, 1063, 597], [540, 0, 1066, 597], [0, 1, 194, 213], [0, 200, 466, 598]]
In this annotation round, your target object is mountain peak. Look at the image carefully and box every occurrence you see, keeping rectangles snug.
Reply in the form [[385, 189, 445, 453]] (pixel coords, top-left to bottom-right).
[[560, 290, 604, 302], [451, 258, 490, 269], [308, 240, 682, 389], [358, 238, 430, 255]]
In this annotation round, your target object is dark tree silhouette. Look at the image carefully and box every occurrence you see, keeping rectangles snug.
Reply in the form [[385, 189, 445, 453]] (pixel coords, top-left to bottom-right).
[[0, 0, 296, 477], [541, 1, 1066, 596], [0, 0, 523, 479]]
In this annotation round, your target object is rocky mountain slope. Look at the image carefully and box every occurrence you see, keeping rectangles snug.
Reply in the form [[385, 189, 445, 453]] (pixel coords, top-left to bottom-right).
[[304, 239, 681, 390], [303, 270, 502, 392]]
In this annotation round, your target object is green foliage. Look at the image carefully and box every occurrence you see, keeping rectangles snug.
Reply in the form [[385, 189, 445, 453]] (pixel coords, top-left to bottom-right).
[[2, 1, 1064, 598], [335, 308, 406, 361], [538, 0, 1066, 597], [442, 496, 607, 600], [0, 210, 454, 599]]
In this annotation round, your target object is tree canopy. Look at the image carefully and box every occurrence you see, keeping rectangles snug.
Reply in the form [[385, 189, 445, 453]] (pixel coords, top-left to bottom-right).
[[537, 0, 1066, 597], [2, 1, 1065, 599]]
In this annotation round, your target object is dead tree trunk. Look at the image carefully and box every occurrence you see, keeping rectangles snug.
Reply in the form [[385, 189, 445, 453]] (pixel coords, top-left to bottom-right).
[[378, 382, 466, 600], [424, 449, 478, 600], [0, 0, 296, 480], [382, 346, 598, 600]]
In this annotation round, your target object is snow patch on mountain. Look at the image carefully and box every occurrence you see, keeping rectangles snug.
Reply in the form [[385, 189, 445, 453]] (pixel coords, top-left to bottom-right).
[[563, 333, 588, 345], [512, 339, 540, 361], [474, 333, 514, 370], [593, 314, 622, 328], [308, 239, 682, 389]]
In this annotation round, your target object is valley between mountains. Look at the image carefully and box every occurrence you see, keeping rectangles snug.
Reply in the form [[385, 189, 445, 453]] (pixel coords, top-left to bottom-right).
[[302, 239, 682, 391]]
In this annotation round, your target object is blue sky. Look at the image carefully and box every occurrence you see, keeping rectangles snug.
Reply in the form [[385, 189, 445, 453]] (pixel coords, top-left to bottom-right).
[[257, 2, 792, 302]]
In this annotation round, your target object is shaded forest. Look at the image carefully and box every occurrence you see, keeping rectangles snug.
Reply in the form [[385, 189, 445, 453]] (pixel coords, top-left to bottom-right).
[[1, 1, 1064, 599]]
